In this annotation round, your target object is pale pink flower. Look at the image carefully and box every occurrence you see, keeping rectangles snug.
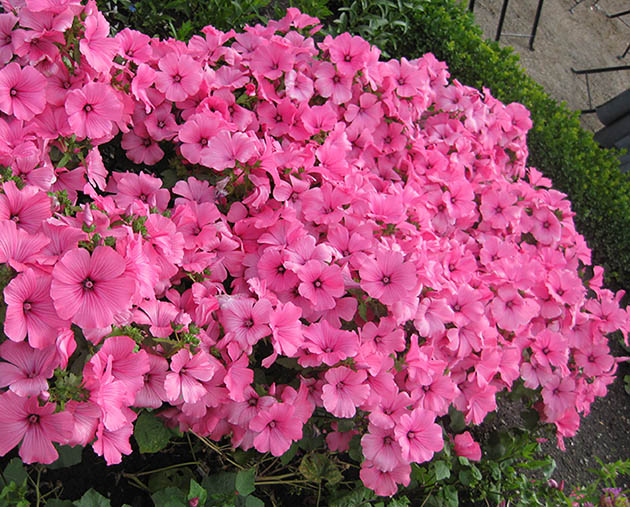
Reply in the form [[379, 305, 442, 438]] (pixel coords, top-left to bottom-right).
[[79, 10, 119, 74], [134, 354, 169, 409], [321, 367, 370, 418], [250, 402, 302, 456], [453, 431, 482, 461], [65, 82, 123, 140], [361, 423, 403, 472], [202, 131, 258, 171], [164, 348, 219, 404], [297, 260, 345, 311], [0, 340, 55, 397], [0, 391, 72, 464], [0, 63, 46, 121], [359, 250, 417, 305], [360, 460, 411, 497], [50, 246, 135, 329], [394, 408, 443, 463], [155, 53, 203, 102], [4, 269, 68, 348], [92, 418, 135, 465], [301, 320, 359, 367]]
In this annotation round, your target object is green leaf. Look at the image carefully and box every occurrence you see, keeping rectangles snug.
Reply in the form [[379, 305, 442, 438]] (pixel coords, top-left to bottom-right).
[[73, 488, 111, 507], [329, 484, 373, 507], [441, 485, 458, 507], [45, 500, 74, 507], [235, 468, 256, 497], [201, 472, 237, 498], [299, 454, 343, 485], [134, 411, 172, 453], [151, 487, 188, 507], [448, 406, 466, 433], [3, 458, 27, 486], [188, 479, 208, 507], [149, 468, 194, 494], [280, 442, 298, 466], [47, 445, 83, 470], [388, 496, 410, 506], [244, 495, 265, 507], [432, 460, 450, 481]]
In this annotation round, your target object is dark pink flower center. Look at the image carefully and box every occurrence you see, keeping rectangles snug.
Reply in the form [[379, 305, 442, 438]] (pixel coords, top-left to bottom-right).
[[407, 431, 415, 439], [268, 420, 276, 428], [173, 74, 182, 83], [314, 279, 322, 288], [158, 120, 165, 128], [23, 302, 32, 312], [28, 414, 39, 424], [84, 104, 93, 113], [382, 276, 390, 285], [10, 88, 17, 96], [200, 138, 208, 146], [10, 215, 19, 223], [244, 318, 254, 329], [83, 278, 95, 290]]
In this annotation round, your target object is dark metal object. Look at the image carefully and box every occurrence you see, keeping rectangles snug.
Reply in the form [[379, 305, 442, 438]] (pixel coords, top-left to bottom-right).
[[571, 66, 630, 112], [607, 9, 630, 19], [492, 0, 545, 50]]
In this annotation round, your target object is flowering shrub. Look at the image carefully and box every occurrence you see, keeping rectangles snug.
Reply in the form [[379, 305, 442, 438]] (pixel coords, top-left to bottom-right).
[[0, 0, 627, 497]]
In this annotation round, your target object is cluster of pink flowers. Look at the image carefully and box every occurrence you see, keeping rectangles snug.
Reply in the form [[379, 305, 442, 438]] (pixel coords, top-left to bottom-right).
[[0, 0, 627, 497]]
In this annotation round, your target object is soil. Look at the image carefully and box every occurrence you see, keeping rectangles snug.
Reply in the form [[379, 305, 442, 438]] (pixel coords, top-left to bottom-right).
[[468, 0, 630, 492]]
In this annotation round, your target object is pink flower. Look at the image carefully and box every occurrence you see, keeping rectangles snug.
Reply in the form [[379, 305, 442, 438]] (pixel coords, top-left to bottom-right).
[[321, 367, 370, 418], [297, 260, 345, 311], [134, 354, 169, 409], [65, 82, 123, 139], [301, 320, 359, 367], [79, 10, 119, 74], [92, 419, 135, 465], [394, 408, 443, 463], [0, 179, 51, 235], [202, 131, 258, 171], [453, 431, 482, 461], [359, 250, 417, 305], [155, 53, 202, 102], [4, 269, 68, 348], [0, 63, 46, 121], [0, 391, 72, 464], [268, 301, 303, 357], [50, 246, 134, 329], [250, 402, 302, 456], [360, 460, 411, 497], [164, 349, 219, 404], [361, 423, 404, 472], [0, 340, 55, 397]]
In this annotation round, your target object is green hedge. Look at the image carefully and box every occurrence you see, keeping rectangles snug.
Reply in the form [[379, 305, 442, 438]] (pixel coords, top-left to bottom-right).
[[331, 0, 630, 294]]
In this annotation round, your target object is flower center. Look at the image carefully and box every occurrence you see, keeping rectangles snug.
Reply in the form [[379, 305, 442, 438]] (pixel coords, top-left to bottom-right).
[[314, 279, 322, 288], [10, 88, 17, 96], [244, 318, 254, 329], [28, 414, 39, 424], [23, 302, 32, 312], [84, 104, 93, 113], [382, 276, 391, 285], [173, 74, 182, 83], [83, 278, 95, 290], [268, 420, 276, 429]]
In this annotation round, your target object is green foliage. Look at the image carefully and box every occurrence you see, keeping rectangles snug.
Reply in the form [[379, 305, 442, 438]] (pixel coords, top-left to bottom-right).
[[97, 0, 269, 39], [134, 411, 173, 454]]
